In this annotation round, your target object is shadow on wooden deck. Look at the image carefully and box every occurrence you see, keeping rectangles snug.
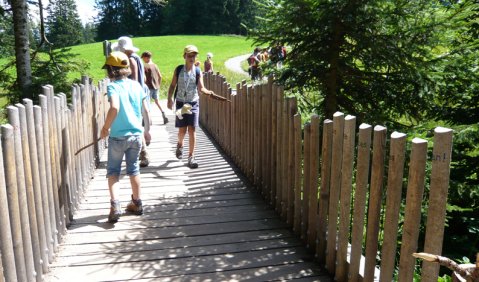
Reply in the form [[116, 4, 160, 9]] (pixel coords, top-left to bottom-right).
[[46, 103, 332, 281]]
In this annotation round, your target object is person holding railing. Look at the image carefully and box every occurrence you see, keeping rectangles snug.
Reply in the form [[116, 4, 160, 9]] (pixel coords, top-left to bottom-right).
[[167, 45, 215, 169]]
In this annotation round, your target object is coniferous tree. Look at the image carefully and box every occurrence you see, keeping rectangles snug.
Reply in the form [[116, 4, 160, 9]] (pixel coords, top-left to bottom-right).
[[82, 22, 96, 44], [11, 0, 32, 99], [139, 0, 165, 36], [0, 11, 15, 57], [161, 0, 196, 34], [249, 0, 477, 124], [428, 3, 479, 260], [94, 0, 257, 37], [45, 0, 83, 48], [95, 0, 119, 40], [95, 0, 141, 40], [250, 0, 479, 264], [161, 0, 257, 35]]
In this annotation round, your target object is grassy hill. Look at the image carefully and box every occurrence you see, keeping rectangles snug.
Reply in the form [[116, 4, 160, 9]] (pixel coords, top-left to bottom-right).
[[71, 35, 254, 96]]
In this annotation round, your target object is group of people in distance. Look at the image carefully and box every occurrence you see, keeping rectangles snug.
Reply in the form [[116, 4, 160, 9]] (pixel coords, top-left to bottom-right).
[[248, 45, 286, 81], [101, 36, 215, 223]]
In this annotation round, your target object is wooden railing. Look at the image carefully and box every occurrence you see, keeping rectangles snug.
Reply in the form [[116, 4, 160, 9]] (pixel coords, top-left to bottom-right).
[[0, 77, 108, 282], [0, 72, 455, 281], [202, 73, 454, 281]]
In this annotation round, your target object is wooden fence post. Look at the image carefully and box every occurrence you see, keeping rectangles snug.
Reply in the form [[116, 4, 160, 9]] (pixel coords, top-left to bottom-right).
[[293, 113, 302, 235], [421, 127, 453, 281], [66, 103, 79, 212], [336, 115, 356, 281], [326, 112, 345, 273], [261, 84, 269, 200], [280, 96, 290, 219], [398, 138, 428, 281], [23, 99, 49, 274], [302, 122, 311, 241], [364, 125, 387, 281], [287, 98, 298, 226], [270, 83, 278, 207], [348, 123, 372, 281], [241, 81, 247, 173], [264, 81, 273, 198], [317, 119, 333, 265], [307, 115, 320, 248], [247, 85, 254, 182], [0, 126, 18, 282], [59, 94, 73, 225], [275, 86, 284, 212], [253, 85, 260, 187], [1, 124, 28, 282], [227, 87, 232, 155], [33, 105, 54, 263], [61, 108, 73, 224], [380, 131, 407, 282], [53, 96, 67, 235], [7, 106, 36, 282], [44, 87, 64, 242], [39, 94, 59, 252], [15, 103, 43, 282], [72, 85, 85, 196]]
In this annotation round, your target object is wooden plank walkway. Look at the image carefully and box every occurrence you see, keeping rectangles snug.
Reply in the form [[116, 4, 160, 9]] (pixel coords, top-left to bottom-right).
[[46, 103, 332, 282]]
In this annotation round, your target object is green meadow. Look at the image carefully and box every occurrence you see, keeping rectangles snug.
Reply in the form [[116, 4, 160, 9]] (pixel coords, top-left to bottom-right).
[[0, 35, 255, 107], [71, 35, 254, 96]]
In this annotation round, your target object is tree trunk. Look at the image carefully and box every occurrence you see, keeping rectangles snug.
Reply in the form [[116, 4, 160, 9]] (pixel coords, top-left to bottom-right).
[[324, 17, 343, 119], [11, 0, 33, 100]]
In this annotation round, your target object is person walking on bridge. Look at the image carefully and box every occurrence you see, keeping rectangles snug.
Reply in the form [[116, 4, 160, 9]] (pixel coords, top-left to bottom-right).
[[100, 51, 151, 223], [167, 45, 215, 169], [112, 36, 151, 168], [141, 51, 169, 124]]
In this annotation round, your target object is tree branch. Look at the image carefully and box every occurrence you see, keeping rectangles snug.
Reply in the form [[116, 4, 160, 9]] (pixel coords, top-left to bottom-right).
[[413, 252, 479, 281]]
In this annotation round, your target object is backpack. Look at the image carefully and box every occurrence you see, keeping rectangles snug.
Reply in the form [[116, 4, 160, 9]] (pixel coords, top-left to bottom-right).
[[174, 65, 201, 99], [281, 46, 287, 60], [248, 54, 258, 67], [276, 46, 284, 60]]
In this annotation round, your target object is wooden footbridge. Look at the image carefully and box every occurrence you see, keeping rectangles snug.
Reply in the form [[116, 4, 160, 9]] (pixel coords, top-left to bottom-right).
[[0, 75, 455, 281]]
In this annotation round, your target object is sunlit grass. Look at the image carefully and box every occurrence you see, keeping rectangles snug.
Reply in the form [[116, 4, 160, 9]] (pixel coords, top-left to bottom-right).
[[70, 35, 254, 97], [1, 35, 255, 106]]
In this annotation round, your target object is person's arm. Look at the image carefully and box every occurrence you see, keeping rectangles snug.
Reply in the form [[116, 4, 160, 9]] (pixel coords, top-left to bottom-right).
[[129, 57, 138, 82], [167, 68, 178, 110], [197, 72, 214, 96], [142, 97, 151, 145], [100, 94, 119, 139], [210, 61, 214, 72], [155, 64, 162, 88]]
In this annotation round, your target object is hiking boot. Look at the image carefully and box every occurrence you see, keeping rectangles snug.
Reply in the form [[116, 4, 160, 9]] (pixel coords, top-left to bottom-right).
[[139, 150, 149, 167], [126, 195, 143, 215], [162, 112, 169, 124], [188, 156, 199, 169], [108, 200, 121, 223], [175, 144, 183, 159]]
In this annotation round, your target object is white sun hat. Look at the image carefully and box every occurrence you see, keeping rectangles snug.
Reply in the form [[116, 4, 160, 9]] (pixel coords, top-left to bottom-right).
[[111, 36, 139, 53]]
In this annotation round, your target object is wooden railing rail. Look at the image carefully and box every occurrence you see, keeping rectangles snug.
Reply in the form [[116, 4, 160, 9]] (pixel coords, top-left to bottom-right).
[[0, 76, 108, 282], [202, 72, 453, 281]]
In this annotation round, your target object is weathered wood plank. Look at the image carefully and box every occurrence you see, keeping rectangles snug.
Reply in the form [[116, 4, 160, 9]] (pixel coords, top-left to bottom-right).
[[49, 262, 330, 282], [56, 229, 298, 255]]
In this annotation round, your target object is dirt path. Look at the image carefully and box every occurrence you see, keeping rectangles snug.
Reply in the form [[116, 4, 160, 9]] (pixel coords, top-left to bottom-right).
[[224, 54, 250, 76]]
